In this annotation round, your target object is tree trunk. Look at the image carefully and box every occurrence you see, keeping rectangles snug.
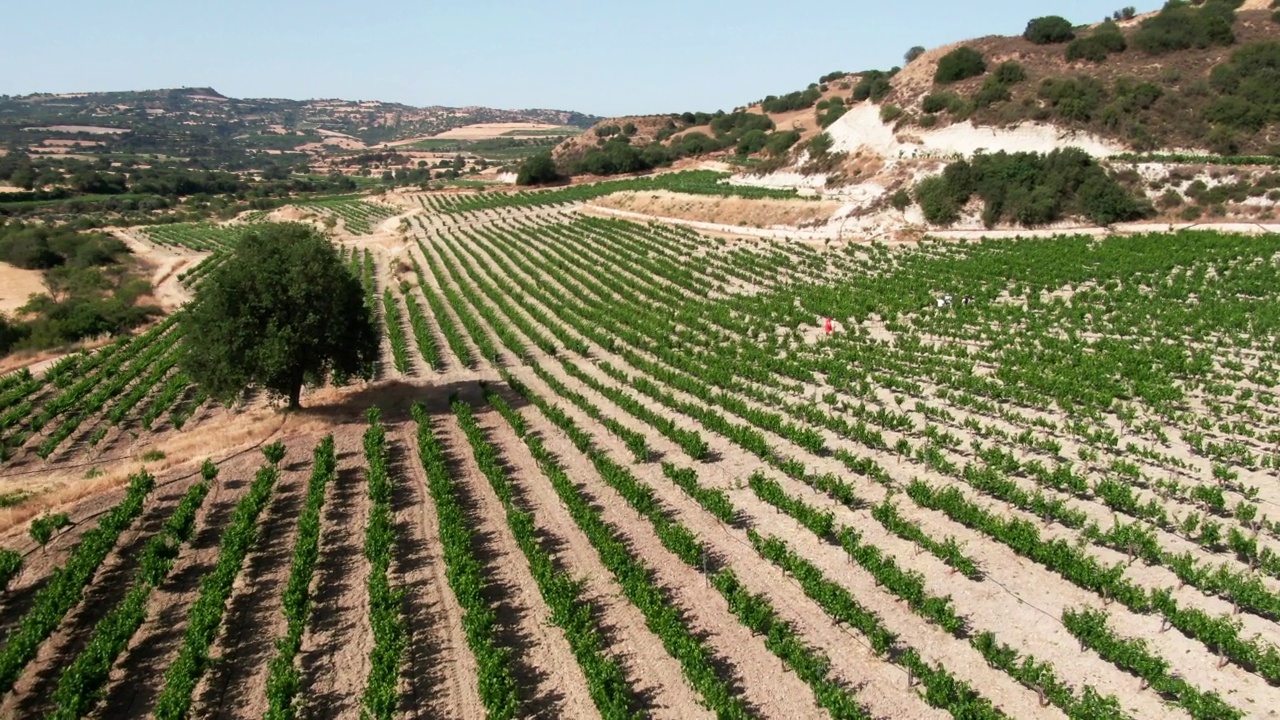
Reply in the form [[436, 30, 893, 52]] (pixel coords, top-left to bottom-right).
[[288, 382, 302, 410]]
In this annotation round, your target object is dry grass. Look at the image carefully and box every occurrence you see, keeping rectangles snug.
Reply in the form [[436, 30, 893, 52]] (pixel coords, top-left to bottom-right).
[[0, 405, 289, 535], [590, 190, 838, 228]]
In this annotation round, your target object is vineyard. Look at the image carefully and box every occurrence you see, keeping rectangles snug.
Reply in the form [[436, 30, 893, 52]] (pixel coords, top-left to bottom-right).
[[2, 188, 1280, 719]]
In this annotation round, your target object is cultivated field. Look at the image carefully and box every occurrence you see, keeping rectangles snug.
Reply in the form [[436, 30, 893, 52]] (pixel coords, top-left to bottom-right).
[[0, 185, 1278, 719]]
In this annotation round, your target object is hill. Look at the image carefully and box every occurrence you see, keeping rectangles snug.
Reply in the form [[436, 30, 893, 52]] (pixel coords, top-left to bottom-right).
[[3, 87, 599, 166], [537, 0, 1280, 235]]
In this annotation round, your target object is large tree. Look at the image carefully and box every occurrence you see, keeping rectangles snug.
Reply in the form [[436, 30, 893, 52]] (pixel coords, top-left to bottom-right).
[[182, 222, 378, 409]]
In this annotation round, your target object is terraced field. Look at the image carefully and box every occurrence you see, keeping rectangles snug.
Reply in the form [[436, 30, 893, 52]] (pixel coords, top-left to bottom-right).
[[2, 190, 1279, 719]]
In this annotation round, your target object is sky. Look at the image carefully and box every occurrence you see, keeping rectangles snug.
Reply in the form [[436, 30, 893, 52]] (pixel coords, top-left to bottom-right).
[[1, 0, 1161, 117]]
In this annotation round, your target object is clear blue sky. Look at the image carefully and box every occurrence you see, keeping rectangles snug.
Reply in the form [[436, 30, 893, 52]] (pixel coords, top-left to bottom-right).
[[1, 0, 1159, 117]]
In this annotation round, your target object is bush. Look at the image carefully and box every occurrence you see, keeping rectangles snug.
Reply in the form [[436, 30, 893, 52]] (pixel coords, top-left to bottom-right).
[[1207, 126, 1242, 155], [1158, 189, 1184, 208], [1066, 21, 1128, 62], [1133, 1, 1236, 55], [935, 47, 987, 84], [880, 104, 904, 123], [916, 176, 963, 224], [905, 46, 927, 63], [1207, 42, 1280, 130], [818, 104, 849, 128], [819, 70, 847, 83], [807, 133, 834, 157], [735, 129, 769, 156], [1024, 16, 1076, 44], [912, 148, 1144, 227], [516, 153, 564, 186], [923, 93, 955, 113], [975, 78, 1013, 108], [761, 87, 823, 113], [994, 61, 1028, 85], [1039, 76, 1108, 122], [889, 188, 912, 211], [852, 70, 894, 102], [764, 130, 802, 156]]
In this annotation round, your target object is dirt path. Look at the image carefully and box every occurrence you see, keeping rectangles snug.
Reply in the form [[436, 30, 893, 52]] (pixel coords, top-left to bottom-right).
[[295, 432, 373, 719]]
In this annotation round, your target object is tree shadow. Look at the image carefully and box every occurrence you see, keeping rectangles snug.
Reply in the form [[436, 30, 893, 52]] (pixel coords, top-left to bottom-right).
[[295, 379, 528, 427]]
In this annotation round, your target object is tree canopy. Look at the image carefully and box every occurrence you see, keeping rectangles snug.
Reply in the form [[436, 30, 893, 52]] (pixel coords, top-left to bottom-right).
[[516, 152, 564, 186], [181, 222, 378, 408]]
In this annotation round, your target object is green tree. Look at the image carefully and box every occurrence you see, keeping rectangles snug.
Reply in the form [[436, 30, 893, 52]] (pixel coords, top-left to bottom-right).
[[905, 46, 927, 63], [516, 152, 563, 185], [181, 223, 378, 409], [1024, 16, 1076, 44], [934, 47, 987, 84]]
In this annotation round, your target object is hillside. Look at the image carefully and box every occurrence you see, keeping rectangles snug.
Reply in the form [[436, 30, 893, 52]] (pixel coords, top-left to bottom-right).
[[559, 1, 1280, 168], [538, 0, 1280, 236], [3, 87, 599, 164]]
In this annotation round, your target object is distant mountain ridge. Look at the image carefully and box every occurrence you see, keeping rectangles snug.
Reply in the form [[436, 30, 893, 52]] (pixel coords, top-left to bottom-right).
[[3, 86, 600, 147]]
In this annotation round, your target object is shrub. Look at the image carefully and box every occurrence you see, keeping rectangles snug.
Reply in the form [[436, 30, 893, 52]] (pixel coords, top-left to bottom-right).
[[764, 130, 801, 156], [916, 176, 962, 224], [761, 87, 823, 113], [516, 153, 564, 186], [807, 132, 834, 157], [880, 104, 904, 123], [889, 188, 912, 210], [735, 129, 769, 156], [819, 70, 847, 83], [935, 47, 987, 84], [1207, 42, 1280, 130], [1039, 76, 1108, 122], [852, 70, 894, 102], [1181, 205, 1204, 221], [993, 61, 1028, 85], [1133, 1, 1236, 55], [905, 46, 927, 63], [974, 78, 1013, 108], [1158, 189, 1184, 208], [818, 104, 849, 128], [1207, 126, 1242, 155], [912, 148, 1144, 227], [922, 92, 959, 113], [1024, 16, 1076, 44], [1066, 21, 1128, 62]]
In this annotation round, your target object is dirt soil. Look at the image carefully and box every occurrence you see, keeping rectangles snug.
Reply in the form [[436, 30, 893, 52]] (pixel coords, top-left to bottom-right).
[[589, 191, 839, 230], [0, 261, 46, 315]]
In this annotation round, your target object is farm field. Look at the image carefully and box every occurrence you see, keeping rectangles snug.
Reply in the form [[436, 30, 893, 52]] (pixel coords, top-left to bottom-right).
[[0, 187, 1279, 720]]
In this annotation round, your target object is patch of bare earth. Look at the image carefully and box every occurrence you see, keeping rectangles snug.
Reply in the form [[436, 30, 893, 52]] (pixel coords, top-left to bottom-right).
[[589, 191, 838, 229]]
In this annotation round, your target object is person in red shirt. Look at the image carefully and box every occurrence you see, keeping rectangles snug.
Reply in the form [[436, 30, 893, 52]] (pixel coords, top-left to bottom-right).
[[824, 317, 833, 335]]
